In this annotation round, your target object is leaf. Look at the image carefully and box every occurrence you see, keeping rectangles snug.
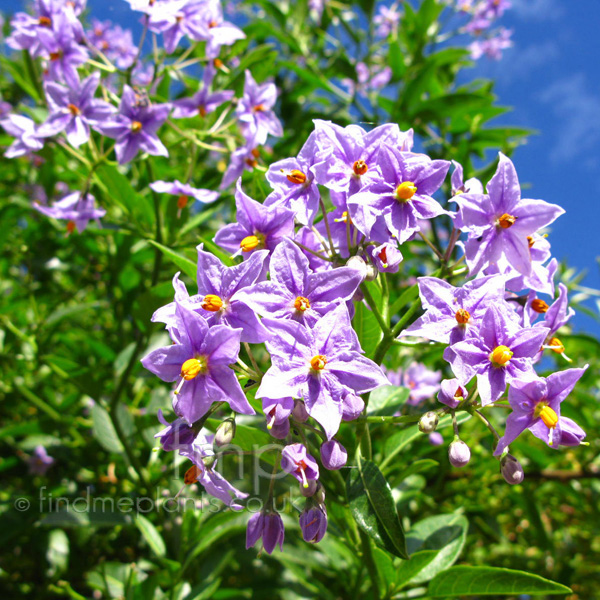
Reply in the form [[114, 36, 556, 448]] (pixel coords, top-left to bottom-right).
[[428, 566, 572, 596], [405, 513, 468, 584], [135, 514, 167, 558], [46, 529, 69, 575], [352, 300, 383, 359], [368, 385, 410, 416], [346, 456, 408, 559], [149, 240, 197, 279], [395, 550, 439, 590], [91, 404, 123, 453]]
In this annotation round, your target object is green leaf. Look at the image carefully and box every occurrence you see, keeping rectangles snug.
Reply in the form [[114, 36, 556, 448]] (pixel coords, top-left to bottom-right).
[[346, 456, 408, 559], [368, 385, 410, 416], [352, 300, 383, 359], [395, 550, 439, 590], [428, 566, 572, 596], [91, 404, 123, 453], [405, 513, 468, 584], [135, 514, 167, 558], [148, 240, 197, 279]]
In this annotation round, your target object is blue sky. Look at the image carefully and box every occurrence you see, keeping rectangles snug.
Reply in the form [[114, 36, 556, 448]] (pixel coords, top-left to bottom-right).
[[469, 0, 600, 321]]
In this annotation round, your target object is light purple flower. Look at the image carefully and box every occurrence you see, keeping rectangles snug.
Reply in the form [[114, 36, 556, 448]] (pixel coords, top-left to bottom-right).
[[256, 305, 390, 439], [264, 131, 322, 226], [28, 445, 55, 476], [38, 72, 114, 147], [321, 440, 347, 470], [150, 180, 218, 216], [173, 66, 234, 119], [1, 115, 44, 158], [368, 242, 403, 273], [96, 85, 170, 164], [214, 179, 295, 260], [391, 362, 442, 405], [236, 70, 283, 146], [155, 409, 196, 451], [401, 275, 506, 344], [235, 239, 363, 328], [33, 190, 106, 233], [246, 511, 284, 554], [469, 28, 512, 60], [448, 304, 549, 405], [494, 367, 587, 456], [263, 397, 294, 430], [348, 145, 450, 244], [220, 144, 261, 189], [141, 302, 254, 423], [374, 3, 401, 38], [437, 378, 468, 409], [202, 0, 246, 58], [455, 153, 564, 276], [152, 246, 271, 344], [281, 443, 320, 488]]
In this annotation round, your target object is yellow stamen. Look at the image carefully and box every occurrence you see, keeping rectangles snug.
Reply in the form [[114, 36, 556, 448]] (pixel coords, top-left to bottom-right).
[[455, 308, 471, 324], [67, 103, 80, 116], [286, 170, 307, 184], [539, 405, 558, 429], [310, 355, 327, 371], [489, 345, 513, 367], [131, 120, 142, 133], [548, 336, 564, 354], [395, 181, 417, 202], [66, 220, 76, 234], [240, 233, 265, 252], [180, 357, 207, 381], [294, 296, 311, 312], [201, 294, 223, 312], [531, 299, 549, 313], [177, 195, 188, 210], [39, 16, 52, 26], [498, 213, 517, 229], [353, 160, 368, 176]]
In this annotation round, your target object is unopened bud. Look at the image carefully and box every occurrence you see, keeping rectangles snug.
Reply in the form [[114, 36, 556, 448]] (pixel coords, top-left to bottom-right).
[[500, 454, 524, 485], [448, 439, 471, 468], [365, 264, 378, 282], [314, 482, 326, 505], [202, 455, 217, 470], [292, 399, 309, 423], [215, 418, 236, 447], [346, 255, 368, 281], [418, 411, 439, 434], [300, 479, 318, 497]]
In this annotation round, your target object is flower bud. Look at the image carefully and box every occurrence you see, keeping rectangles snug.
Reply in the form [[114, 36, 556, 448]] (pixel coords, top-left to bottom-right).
[[448, 439, 471, 468], [246, 511, 285, 554], [500, 454, 524, 485], [418, 411, 439, 434], [300, 479, 318, 497], [429, 432, 443, 446], [292, 399, 309, 423], [202, 454, 217, 470], [346, 255, 368, 281], [214, 418, 236, 447], [365, 264, 378, 282], [299, 504, 328, 543], [320, 440, 348, 470], [269, 418, 290, 440], [341, 392, 364, 421]]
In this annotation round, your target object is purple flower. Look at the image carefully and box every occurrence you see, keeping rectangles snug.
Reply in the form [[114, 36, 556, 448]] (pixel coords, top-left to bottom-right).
[[87, 19, 137, 69], [38, 12, 89, 87], [202, 0, 246, 59], [388, 362, 442, 405], [220, 144, 261, 189], [150, 180, 218, 217], [374, 3, 401, 38], [148, 0, 210, 54], [37, 72, 114, 147], [214, 180, 295, 260], [437, 378, 468, 409], [152, 246, 271, 344], [401, 275, 506, 344], [494, 367, 587, 456], [455, 153, 564, 276], [312, 120, 414, 199], [28, 445, 55, 476], [96, 85, 170, 164], [469, 28, 512, 60], [320, 440, 347, 470], [141, 302, 254, 423], [534, 283, 574, 361], [179, 431, 248, 508], [235, 239, 363, 328], [299, 504, 328, 543], [264, 131, 322, 226], [256, 305, 389, 439], [33, 190, 106, 233], [450, 160, 483, 197], [429, 432, 444, 446], [263, 397, 294, 430], [348, 145, 450, 244], [368, 242, 403, 273], [173, 67, 234, 119], [448, 304, 549, 405], [155, 409, 196, 451], [1, 115, 44, 158], [236, 70, 283, 146], [281, 443, 320, 488], [246, 511, 284, 554]]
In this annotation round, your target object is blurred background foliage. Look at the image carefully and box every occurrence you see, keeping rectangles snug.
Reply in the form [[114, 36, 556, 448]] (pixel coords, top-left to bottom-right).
[[0, 1, 598, 599]]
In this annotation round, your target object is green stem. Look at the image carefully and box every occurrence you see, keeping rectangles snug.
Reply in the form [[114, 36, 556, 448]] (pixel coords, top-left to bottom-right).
[[360, 283, 390, 336], [359, 529, 383, 599]]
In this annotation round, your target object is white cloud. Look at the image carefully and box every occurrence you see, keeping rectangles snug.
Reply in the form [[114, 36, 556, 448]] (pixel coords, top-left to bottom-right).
[[540, 74, 600, 166], [510, 0, 565, 20]]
